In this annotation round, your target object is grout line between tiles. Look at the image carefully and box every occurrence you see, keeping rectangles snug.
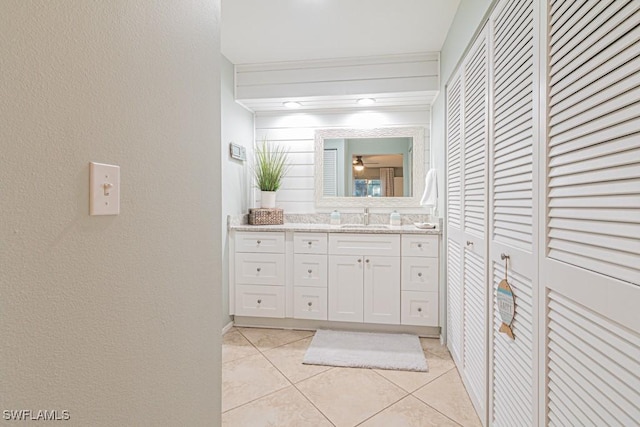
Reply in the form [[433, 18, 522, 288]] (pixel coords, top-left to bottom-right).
[[235, 328, 315, 353], [221, 381, 292, 415], [260, 349, 337, 427], [411, 366, 470, 427], [416, 399, 465, 427], [352, 391, 409, 427]]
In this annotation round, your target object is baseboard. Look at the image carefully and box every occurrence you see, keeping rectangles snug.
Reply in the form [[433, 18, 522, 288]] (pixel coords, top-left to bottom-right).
[[222, 320, 234, 335], [233, 316, 440, 338]]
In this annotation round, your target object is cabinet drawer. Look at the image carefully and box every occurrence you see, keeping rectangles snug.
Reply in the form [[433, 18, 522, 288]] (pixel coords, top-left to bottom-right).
[[401, 291, 438, 326], [235, 285, 285, 318], [401, 235, 438, 257], [293, 287, 327, 320], [235, 253, 285, 286], [235, 232, 285, 253], [329, 233, 400, 256], [401, 257, 439, 292], [294, 233, 328, 254], [293, 254, 327, 287]]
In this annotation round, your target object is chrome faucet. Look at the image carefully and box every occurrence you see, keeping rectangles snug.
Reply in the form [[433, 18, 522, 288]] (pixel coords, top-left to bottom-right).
[[363, 207, 370, 225]]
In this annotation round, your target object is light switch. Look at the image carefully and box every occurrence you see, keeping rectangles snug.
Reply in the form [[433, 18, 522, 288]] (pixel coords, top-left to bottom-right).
[[89, 162, 120, 215]]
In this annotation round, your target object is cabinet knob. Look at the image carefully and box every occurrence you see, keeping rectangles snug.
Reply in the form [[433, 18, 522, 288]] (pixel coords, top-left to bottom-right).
[[256, 267, 261, 272], [357, 258, 362, 263], [417, 243, 422, 248], [466, 240, 473, 246], [257, 299, 262, 304], [365, 259, 370, 263], [257, 240, 261, 244], [308, 241, 312, 245], [307, 302, 312, 307], [308, 269, 312, 274], [417, 307, 422, 312], [418, 272, 422, 277]]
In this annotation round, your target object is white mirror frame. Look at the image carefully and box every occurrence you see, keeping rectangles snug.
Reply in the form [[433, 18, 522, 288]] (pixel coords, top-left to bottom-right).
[[314, 127, 425, 208]]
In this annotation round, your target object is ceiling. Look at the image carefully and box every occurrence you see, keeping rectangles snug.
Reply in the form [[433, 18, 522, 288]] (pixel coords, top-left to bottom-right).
[[221, 0, 460, 65]]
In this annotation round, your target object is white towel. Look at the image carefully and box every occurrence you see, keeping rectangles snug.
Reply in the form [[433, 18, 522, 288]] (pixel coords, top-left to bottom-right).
[[420, 169, 438, 207]]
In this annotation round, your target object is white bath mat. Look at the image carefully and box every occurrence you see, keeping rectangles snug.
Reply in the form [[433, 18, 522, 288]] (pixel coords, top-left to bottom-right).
[[303, 329, 428, 372]]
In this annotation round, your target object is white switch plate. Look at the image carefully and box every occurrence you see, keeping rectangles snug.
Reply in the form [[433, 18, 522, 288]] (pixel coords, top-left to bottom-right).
[[89, 162, 120, 215]]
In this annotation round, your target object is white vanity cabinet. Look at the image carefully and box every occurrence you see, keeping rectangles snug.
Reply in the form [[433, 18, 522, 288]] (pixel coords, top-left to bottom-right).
[[234, 231, 286, 318], [292, 233, 328, 320], [401, 235, 439, 326], [231, 227, 440, 331], [328, 234, 401, 324]]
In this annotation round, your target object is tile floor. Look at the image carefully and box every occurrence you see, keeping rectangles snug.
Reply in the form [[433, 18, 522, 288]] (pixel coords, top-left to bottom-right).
[[222, 327, 481, 427]]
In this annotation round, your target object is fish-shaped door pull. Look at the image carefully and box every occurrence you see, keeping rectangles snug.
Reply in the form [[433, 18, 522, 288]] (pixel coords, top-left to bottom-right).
[[497, 253, 515, 340]]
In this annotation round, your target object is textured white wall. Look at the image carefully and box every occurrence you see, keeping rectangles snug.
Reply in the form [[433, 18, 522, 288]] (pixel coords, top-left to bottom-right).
[[0, 1, 222, 425], [221, 56, 254, 327]]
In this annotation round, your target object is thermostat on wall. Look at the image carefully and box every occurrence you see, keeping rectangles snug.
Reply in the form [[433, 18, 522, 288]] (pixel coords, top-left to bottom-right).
[[229, 143, 246, 161]]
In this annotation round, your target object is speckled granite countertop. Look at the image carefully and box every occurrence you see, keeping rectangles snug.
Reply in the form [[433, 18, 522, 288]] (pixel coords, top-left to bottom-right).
[[230, 223, 441, 235]]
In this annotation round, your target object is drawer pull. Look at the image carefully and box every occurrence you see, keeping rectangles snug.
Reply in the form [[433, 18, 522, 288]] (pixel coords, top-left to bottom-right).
[[257, 240, 262, 244], [256, 267, 261, 272], [307, 302, 312, 307], [357, 259, 362, 263], [257, 299, 262, 304], [417, 307, 422, 313], [418, 272, 422, 277], [307, 241, 312, 246], [365, 259, 370, 263], [308, 269, 312, 274], [466, 240, 473, 246], [417, 243, 422, 248]]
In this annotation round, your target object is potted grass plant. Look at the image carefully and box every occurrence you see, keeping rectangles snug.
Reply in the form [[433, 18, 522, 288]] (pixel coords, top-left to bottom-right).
[[254, 138, 290, 208]]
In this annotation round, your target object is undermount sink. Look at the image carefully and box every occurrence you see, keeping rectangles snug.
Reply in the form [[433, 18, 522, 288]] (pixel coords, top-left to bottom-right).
[[340, 224, 390, 229]]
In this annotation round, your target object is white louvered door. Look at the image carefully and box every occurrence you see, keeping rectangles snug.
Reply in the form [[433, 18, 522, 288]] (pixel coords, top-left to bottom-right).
[[542, 0, 640, 425], [446, 69, 464, 366], [461, 29, 489, 422], [488, 0, 539, 425]]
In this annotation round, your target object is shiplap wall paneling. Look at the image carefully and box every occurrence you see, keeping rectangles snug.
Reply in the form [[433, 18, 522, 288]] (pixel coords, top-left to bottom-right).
[[254, 108, 430, 213], [543, 0, 640, 424], [235, 54, 439, 102], [461, 28, 489, 422], [488, 0, 539, 425], [446, 69, 464, 366]]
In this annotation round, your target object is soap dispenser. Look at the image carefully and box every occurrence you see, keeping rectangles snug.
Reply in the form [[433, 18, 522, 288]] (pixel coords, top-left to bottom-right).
[[330, 210, 341, 225], [390, 211, 401, 226]]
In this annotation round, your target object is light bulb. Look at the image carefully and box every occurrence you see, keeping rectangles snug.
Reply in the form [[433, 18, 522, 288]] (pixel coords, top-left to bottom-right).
[[357, 98, 376, 106]]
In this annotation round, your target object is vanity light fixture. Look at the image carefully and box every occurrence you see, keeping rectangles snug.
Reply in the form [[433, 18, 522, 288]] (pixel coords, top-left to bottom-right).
[[353, 156, 365, 171], [357, 98, 376, 106], [283, 101, 302, 109]]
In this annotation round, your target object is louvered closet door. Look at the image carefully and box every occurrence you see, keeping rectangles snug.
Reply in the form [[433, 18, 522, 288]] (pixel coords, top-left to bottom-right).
[[543, 1, 640, 425], [488, 0, 539, 426], [461, 28, 489, 422], [446, 69, 464, 365]]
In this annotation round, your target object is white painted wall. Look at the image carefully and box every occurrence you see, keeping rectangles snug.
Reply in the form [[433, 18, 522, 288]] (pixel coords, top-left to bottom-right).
[[222, 55, 254, 327], [254, 108, 431, 213], [0, 1, 222, 425], [431, 0, 494, 215]]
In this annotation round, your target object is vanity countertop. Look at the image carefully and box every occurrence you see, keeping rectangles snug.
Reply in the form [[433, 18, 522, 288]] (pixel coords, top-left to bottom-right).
[[229, 222, 441, 235]]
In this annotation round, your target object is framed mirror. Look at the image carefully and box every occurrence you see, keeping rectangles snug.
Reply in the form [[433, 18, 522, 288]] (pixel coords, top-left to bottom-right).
[[314, 127, 426, 208]]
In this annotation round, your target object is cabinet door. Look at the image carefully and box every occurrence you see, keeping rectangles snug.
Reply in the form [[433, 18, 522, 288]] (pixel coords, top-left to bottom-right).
[[401, 257, 439, 292], [235, 285, 285, 318], [401, 291, 438, 326], [293, 287, 327, 320], [328, 255, 364, 322], [293, 254, 327, 288], [235, 253, 285, 286], [363, 256, 400, 324], [235, 232, 285, 253]]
